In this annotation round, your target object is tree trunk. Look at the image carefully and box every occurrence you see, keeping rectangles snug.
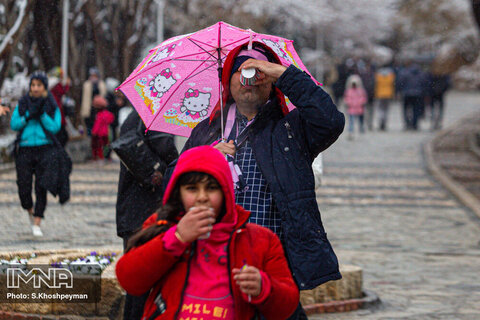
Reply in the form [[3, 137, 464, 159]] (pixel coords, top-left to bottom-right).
[[473, 0, 480, 30], [33, 0, 60, 71]]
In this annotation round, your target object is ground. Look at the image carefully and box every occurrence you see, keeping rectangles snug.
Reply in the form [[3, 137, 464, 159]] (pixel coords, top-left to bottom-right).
[[0, 91, 479, 319]]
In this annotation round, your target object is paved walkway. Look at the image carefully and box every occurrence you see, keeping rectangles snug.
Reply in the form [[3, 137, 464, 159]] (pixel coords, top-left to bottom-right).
[[0, 92, 479, 319], [0, 161, 122, 251], [311, 91, 480, 319]]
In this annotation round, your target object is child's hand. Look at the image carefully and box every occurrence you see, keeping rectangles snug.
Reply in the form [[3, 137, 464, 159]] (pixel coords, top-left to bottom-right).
[[232, 265, 262, 298], [176, 206, 215, 242]]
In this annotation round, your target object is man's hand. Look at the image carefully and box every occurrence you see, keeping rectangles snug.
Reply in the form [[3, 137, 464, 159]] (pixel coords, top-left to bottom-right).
[[176, 206, 215, 243], [239, 59, 287, 85], [232, 265, 262, 298], [214, 139, 236, 156]]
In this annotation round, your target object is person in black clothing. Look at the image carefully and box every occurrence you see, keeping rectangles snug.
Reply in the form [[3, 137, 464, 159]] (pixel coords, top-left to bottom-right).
[[179, 41, 345, 320], [105, 91, 126, 160], [115, 111, 178, 320]]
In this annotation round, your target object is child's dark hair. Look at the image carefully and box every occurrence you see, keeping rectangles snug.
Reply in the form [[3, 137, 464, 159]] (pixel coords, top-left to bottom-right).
[[125, 172, 224, 252]]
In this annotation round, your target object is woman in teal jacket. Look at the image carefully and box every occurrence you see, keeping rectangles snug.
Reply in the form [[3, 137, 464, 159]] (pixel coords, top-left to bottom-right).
[[10, 71, 61, 237]]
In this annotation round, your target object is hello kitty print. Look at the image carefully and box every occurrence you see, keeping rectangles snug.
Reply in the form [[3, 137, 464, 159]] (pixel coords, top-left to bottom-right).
[[261, 39, 293, 63], [180, 89, 211, 117], [152, 44, 176, 62], [145, 68, 176, 99]]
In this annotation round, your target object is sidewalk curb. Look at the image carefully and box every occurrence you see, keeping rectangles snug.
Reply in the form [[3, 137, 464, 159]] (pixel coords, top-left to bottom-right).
[[424, 118, 480, 221]]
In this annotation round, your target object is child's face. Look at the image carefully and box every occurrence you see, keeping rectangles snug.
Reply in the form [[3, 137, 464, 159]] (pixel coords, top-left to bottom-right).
[[180, 178, 224, 218], [30, 79, 46, 98]]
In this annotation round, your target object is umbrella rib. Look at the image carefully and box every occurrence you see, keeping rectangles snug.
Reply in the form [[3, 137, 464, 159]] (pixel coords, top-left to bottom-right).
[[187, 37, 218, 61], [187, 37, 217, 50], [147, 59, 209, 131], [172, 58, 217, 62], [184, 61, 218, 81]]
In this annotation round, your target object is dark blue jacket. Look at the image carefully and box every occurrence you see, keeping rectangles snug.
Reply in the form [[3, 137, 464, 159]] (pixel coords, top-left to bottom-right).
[[182, 65, 345, 289]]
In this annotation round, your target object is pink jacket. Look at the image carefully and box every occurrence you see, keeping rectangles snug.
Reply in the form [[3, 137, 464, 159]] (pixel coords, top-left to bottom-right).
[[92, 109, 114, 137], [344, 88, 367, 115]]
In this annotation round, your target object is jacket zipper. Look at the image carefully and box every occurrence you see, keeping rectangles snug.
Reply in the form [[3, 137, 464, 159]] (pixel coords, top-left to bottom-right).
[[226, 222, 248, 319], [173, 242, 196, 319], [147, 242, 195, 320], [284, 121, 306, 157]]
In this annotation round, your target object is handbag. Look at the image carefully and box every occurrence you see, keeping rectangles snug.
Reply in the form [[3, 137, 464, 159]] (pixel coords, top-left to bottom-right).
[[38, 122, 72, 204], [110, 120, 166, 189]]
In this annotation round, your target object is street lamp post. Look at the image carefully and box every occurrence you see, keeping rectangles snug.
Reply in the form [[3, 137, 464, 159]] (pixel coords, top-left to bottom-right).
[[61, 0, 69, 85], [155, 0, 165, 43]]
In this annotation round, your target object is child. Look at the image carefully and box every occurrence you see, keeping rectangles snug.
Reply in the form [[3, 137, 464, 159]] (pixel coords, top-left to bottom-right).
[[343, 74, 367, 140], [91, 95, 114, 161], [116, 145, 299, 320]]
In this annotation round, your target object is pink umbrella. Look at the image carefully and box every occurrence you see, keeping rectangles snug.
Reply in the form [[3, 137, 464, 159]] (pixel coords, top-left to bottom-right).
[[118, 21, 319, 137]]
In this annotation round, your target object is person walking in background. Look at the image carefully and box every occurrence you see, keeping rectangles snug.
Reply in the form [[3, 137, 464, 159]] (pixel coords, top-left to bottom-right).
[[105, 78, 124, 160], [375, 65, 396, 131], [344, 74, 367, 140], [116, 146, 299, 320], [10, 71, 61, 237], [358, 61, 376, 131], [178, 41, 344, 319], [427, 73, 450, 130], [116, 111, 178, 320], [81, 67, 106, 135], [91, 96, 113, 162], [397, 63, 426, 130], [332, 60, 350, 105], [49, 67, 71, 147]]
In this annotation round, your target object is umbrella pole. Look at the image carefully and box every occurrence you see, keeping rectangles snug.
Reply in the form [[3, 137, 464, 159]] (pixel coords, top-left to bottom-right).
[[217, 47, 225, 141]]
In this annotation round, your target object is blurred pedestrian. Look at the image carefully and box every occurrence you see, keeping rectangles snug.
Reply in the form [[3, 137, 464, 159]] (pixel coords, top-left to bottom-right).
[[397, 63, 427, 130], [427, 73, 450, 130], [358, 61, 376, 130], [116, 111, 178, 320], [344, 74, 367, 140], [374, 66, 396, 131], [49, 67, 71, 147], [116, 146, 299, 320], [81, 67, 106, 135], [178, 41, 344, 319], [91, 96, 114, 161], [10, 71, 61, 237], [105, 78, 124, 160]]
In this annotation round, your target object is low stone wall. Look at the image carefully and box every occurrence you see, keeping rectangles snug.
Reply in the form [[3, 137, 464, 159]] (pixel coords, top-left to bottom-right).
[[0, 249, 123, 319], [0, 250, 365, 319], [300, 265, 363, 305]]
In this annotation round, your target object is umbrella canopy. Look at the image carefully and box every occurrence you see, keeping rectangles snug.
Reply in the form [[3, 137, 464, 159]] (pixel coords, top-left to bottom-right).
[[118, 21, 318, 137]]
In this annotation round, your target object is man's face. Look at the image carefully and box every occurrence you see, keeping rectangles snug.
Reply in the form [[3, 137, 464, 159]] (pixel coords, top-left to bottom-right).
[[230, 68, 272, 107]]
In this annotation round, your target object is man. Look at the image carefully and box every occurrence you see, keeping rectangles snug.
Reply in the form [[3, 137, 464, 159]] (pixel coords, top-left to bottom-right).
[[181, 42, 345, 319]]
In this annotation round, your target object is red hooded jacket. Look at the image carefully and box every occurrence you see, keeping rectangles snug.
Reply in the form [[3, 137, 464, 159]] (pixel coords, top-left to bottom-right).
[[116, 146, 299, 320]]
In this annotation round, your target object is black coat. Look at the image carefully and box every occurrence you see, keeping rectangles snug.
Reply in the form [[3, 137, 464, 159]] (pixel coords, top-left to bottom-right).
[[116, 112, 178, 238], [182, 65, 345, 289]]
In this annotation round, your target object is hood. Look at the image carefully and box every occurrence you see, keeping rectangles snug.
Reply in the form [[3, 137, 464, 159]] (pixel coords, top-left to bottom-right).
[[163, 146, 237, 225], [209, 41, 289, 124]]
